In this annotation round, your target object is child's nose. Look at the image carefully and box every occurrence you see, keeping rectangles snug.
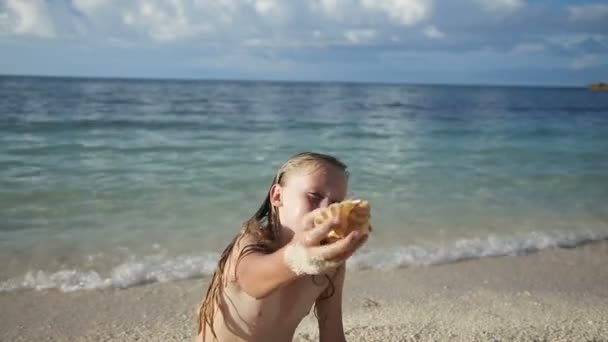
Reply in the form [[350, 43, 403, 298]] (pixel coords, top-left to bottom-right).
[[319, 198, 330, 208]]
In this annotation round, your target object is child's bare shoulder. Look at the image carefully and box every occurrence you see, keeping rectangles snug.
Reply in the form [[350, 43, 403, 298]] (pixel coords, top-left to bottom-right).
[[224, 231, 262, 282]]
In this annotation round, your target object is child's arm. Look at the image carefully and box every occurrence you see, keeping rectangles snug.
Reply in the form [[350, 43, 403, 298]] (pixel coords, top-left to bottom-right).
[[235, 211, 365, 299], [233, 239, 299, 299], [316, 265, 347, 342]]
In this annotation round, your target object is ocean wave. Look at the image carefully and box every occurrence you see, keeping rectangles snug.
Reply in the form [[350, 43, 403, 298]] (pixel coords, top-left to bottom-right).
[[349, 229, 607, 269], [0, 254, 219, 292], [1, 230, 606, 293]]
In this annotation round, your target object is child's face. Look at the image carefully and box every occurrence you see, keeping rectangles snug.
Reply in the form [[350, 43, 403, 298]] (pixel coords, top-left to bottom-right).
[[273, 164, 347, 233]]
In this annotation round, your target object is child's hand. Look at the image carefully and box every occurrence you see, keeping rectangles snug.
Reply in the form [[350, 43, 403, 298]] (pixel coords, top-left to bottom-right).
[[284, 209, 368, 275], [293, 208, 340, 247]]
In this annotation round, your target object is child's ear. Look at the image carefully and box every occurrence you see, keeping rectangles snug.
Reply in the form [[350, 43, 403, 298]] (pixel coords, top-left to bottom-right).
[[269, 184, 283, 207]]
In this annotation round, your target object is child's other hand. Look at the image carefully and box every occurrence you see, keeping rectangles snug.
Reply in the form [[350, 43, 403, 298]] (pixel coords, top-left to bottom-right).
[[315, 229, 368, 264], [294, 209, 368, 263], [292, 208, 336, 247]]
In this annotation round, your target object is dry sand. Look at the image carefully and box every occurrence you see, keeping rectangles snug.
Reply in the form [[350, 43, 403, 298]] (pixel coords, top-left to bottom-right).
[[1, 241, 607, 342]]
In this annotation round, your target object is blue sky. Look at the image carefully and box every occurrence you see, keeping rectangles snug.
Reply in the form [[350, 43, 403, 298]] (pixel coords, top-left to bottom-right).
[[0, 0, 607, 86]]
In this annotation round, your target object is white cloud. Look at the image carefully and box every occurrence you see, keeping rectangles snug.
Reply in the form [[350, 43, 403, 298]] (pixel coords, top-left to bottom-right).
[[361, 0, 431, 26], [547, 34, 606, 51], [571, 55, 597, 70], [344, 29, 376, 44], [474, 0, 524, 14], [314, 0, 340, 18], [423, 25, 444, 39], [512, 43, 544, 54], [186, 49, 299, 73], [255, 0, 275, 14], [73, 0, 111, 16], [568, 4, 608, 21], [311, 0, 358, 21], [252, 0, 290, 25], [119, 0, 211, 42], [0, 0, 606, 60], [1, 0, 56, 38]]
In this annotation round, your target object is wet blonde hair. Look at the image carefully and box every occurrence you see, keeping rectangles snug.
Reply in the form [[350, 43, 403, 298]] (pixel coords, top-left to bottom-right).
[[196, 152, 348, 340]]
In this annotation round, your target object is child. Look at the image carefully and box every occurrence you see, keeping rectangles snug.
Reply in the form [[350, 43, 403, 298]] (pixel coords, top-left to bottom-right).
[[195, 152, 369, 342]]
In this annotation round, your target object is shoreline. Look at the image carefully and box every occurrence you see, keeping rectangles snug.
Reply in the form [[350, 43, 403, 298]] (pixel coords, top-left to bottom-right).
[[1, 241, 607, 341]]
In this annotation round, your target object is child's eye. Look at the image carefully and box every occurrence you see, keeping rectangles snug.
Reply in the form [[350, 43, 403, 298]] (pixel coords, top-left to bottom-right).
[[307, 192, 325, 204], [307, 192, 323, 199]]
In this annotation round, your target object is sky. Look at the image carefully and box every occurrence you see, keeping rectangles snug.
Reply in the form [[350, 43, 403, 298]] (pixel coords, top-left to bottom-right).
[[0, 0, 607, 86]]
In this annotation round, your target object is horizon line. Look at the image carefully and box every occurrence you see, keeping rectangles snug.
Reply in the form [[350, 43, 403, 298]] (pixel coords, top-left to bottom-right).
[[0, 72, 587, 89]]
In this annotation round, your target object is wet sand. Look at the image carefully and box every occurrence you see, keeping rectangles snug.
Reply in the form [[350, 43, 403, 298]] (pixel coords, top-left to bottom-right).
[[1, 241, 607, 341]]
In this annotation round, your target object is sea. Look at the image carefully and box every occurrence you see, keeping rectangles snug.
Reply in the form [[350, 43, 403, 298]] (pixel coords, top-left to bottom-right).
[[1, 75, 607, 292]]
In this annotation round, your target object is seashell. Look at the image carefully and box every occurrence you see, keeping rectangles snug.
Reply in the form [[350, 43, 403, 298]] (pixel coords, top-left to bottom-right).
[[313, 199, 371, 243]]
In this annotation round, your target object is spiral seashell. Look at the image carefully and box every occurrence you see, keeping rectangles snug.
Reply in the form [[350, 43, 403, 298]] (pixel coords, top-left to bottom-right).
[[313, 199, 371, 242]]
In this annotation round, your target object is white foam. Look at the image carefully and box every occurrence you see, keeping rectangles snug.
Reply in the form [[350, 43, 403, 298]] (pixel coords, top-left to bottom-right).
[[0, 253, 219, 292], [348, 229, 608, 269], [1, 230, 606, 292]]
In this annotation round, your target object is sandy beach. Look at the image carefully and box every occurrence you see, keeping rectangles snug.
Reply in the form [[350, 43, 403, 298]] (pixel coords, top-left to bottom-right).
[[1, 241, 607, 342]]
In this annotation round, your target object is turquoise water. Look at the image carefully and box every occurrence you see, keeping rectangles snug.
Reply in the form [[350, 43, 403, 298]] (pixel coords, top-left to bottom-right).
[[1, 76, 607, 291]]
